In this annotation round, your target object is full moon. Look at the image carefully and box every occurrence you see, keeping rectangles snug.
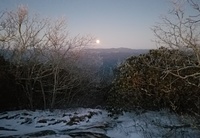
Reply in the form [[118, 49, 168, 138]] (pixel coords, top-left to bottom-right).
[[96, 39, 100, 44]]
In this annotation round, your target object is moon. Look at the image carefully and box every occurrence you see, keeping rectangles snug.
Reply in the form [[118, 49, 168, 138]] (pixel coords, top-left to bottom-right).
[[96, 39, 100, 44]]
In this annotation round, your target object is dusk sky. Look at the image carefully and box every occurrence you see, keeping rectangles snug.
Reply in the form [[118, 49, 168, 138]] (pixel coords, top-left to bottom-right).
[[0, 0, 172, 49]]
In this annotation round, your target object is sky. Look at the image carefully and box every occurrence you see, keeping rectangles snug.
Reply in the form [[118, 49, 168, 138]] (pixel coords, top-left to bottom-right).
[[0, 0, 172, 49]]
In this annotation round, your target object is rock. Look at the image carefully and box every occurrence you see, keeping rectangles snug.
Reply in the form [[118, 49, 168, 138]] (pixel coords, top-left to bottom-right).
[[62, 113, 72, 117], [35, 125, 45, 128], [20, 117, 24, 119], [48, 120, 67, 125], [21, 118, 33, 124], [67, 115, 86, 126], [0, 115, 9, 119], [0, 126, 17, 131], [37, 119, 48, 123], [68, 132, 110, 138], [0, 112, 7, 116], [8, 114, 20, 119], [21, 112, 31, 116], [26, 130, 57, 137]]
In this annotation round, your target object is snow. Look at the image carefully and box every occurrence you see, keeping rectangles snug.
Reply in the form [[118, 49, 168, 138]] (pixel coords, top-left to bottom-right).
[[0, 108, 199, 138]]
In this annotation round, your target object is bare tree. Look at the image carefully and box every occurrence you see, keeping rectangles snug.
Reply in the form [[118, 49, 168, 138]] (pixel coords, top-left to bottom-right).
[[44, 18, 94, 108], [152, 0, 200, 116], [0, 6, 95, 109], [153, 0, 200, 65], [0, 6, 49, 108]]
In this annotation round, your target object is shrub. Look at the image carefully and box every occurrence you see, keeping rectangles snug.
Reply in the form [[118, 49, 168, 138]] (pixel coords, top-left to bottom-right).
[[107, 47, 200, 114], [0, 56, 24, 111]]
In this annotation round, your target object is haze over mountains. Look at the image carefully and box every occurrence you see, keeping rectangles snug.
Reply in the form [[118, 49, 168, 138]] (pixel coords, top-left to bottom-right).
[[82, 48, 149, 84], [85, 47, 149, 68], [85, 47, 149, 64]]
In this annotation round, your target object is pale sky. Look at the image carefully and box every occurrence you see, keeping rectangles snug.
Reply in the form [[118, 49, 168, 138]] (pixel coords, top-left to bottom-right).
[[0, 0, 172, 49]]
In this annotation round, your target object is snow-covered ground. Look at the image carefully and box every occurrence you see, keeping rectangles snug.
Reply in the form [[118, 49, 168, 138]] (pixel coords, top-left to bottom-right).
[[0, 108, 199, 138]]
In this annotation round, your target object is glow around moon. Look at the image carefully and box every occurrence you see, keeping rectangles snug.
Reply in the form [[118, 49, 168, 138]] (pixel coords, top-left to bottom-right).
[[96, 39, 100, 44]]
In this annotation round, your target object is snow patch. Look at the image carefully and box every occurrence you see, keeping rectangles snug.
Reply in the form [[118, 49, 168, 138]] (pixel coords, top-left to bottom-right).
[[0, 108, 199, 138]]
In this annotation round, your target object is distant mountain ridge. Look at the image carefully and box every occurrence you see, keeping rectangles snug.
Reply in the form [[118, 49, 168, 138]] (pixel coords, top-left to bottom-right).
[[84, 48, 149, 55], [83, 47, 149, 64]]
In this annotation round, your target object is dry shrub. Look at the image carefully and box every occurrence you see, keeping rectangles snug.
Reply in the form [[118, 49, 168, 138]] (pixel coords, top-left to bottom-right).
[[108, 47, 200, 115]]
